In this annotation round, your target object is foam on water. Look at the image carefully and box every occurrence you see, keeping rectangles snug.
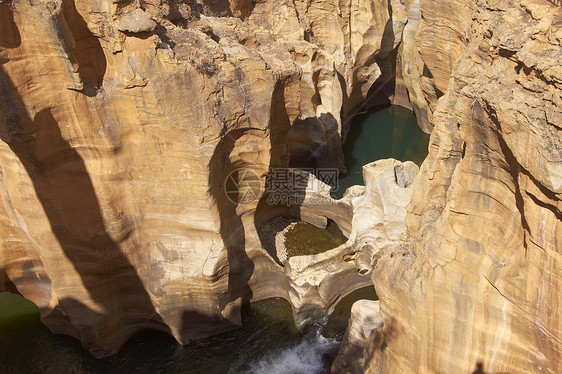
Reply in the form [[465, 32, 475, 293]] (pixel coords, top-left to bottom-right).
[[241, 332, 340, 374]]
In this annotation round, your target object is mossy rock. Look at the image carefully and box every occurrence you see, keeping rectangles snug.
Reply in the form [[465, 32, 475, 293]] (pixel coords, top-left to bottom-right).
[[284, 220, 347, 258]]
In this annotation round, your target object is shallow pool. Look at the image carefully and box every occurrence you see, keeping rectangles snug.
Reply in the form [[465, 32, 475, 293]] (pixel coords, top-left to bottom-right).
[[284, 220, 348, 258]]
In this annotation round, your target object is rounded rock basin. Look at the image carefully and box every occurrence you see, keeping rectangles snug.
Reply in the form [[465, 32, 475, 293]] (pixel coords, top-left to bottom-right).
[[284, 220, 348, 258]]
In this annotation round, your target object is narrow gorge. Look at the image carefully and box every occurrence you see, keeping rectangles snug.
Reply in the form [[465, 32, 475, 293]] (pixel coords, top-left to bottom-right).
[[0, 0, 560, 373]]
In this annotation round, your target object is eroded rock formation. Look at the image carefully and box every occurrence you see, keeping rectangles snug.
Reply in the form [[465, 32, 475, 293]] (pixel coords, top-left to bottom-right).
[[331, 299, 384, 373], [284, 160, 418, 329], [1, 0, 560, 371], [0, 0, 408, 357]]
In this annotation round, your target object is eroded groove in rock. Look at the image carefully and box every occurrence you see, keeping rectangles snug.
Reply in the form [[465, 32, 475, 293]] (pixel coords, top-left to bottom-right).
[[0, 0, 21, 49], [62, 0, 107, 87], [0, 65, 170, 356]]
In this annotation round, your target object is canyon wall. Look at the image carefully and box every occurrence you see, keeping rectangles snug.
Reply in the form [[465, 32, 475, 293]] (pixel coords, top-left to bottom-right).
[[0, 0, 407, 357], [368, 0, 562, 373], [1, 0, 560, 370]]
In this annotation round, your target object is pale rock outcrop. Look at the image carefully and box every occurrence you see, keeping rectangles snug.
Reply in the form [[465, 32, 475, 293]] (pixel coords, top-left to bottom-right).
[[396, 0, 432, 133], [331, 300, 384, 373], [116, 9, 157, 33], [285, 160, 418, 329]]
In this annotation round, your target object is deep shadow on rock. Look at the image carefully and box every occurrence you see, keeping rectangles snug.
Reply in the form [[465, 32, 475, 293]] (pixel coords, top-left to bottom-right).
[[0, 67, 168, 356]]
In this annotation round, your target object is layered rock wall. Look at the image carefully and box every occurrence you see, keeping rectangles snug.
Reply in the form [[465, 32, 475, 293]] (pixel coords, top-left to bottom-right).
[[0, 0, 408, 356], [369, 0, 562, 372]]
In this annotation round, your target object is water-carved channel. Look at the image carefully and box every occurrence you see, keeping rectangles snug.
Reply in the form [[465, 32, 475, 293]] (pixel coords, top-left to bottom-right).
[[0, 105, 427, 373]]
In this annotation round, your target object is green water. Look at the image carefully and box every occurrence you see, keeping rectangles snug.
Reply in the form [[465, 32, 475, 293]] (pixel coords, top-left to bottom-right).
[[0, 292, 112, 373], [0, 293, 345, 373], [333, 105, 429, 198], [324, 286, 378, 337], [0, 292, 39, 322], [284, 220, 348, 258]]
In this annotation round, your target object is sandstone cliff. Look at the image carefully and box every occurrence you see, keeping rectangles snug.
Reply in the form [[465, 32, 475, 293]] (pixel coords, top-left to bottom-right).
[[0, 0, 408, 357], [1, 0, 560, 370], [367, 0, 562, 373]]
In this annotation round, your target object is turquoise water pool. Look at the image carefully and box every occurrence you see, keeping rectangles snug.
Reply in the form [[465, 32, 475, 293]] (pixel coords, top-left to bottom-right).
[[333, 105, 429, 198]]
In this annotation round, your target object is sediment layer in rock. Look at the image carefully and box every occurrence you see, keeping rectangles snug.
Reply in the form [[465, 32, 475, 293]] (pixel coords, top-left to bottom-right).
[[367, 1, 562, 373], [0, 0, 409, 356]]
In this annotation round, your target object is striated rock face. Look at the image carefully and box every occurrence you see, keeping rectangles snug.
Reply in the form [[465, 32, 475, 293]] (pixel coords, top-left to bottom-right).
[[0, 0, 409, 357], [367, 0, 562, 373], [331, 300, 384, 373]]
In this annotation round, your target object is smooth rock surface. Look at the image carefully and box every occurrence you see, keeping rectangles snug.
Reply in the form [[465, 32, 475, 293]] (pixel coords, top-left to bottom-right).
[[331, 300, 384, 374], [367, 1, 562, 373], [0, 0, 410, 357]]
